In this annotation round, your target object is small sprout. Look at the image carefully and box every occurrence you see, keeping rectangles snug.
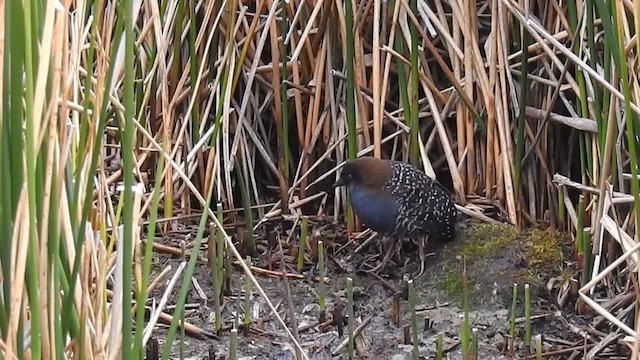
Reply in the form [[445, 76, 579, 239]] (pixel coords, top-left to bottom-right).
[[535, 334, 543, 359], [461, 258, 471, 359], [408, 279, 419, 360], [436, 334, 443, 360], [297, 216, 309, 273]]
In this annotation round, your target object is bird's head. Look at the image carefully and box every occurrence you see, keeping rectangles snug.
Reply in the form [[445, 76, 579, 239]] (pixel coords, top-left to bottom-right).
[[332, 157, 392, 190]]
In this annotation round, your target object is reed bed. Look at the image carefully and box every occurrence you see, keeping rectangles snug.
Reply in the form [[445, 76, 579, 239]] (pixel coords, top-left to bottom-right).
[[3, 0, 640, 357]]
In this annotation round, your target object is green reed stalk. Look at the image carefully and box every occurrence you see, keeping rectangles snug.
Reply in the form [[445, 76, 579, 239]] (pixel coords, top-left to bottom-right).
[[509, 283, 518, 345], [297, 216, 309, 273], [436, 334, 443, 360], [567, 0, 592, 181], [121, 0, 136, 353], [0, 2, 20, 337], [5, 0, 40, 355], [17, 0, 41, 355], [582, 231, 592, 287], [579, 195, 591, 285], [280, 0, 291, 175], [585, 0, 605, 141], [389, 0, 411, 148], [188, 0, 200, 142], [610, 0, 640, 237], [576, 195, 585, 254], [408, 0, 420, 166], [461, 261, 471, 358]]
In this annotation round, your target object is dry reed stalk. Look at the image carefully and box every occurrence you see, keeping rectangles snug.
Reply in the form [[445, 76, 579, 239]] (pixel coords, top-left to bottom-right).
[[372, 0, 382, 158], [462, 0, 476, 194]]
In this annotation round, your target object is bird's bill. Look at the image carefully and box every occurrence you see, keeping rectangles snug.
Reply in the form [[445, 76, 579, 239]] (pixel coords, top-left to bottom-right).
[[332, 177, 346, 188]]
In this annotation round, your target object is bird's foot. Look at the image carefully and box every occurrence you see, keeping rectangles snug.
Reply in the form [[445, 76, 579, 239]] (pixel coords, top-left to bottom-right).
[[365, 238, 396, 274], [365, 244, 394, 273], [414, 237, 429, 277]]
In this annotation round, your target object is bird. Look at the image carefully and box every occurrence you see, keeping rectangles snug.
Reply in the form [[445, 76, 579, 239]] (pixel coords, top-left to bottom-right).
[[333, 156, 459, 275]]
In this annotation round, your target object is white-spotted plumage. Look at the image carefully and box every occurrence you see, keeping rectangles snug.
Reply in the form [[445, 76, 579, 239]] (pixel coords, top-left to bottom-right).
[[382, 160, 458, 241]]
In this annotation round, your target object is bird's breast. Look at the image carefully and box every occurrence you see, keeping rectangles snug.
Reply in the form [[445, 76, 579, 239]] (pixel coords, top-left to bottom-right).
[[348, 185, 398, 235]]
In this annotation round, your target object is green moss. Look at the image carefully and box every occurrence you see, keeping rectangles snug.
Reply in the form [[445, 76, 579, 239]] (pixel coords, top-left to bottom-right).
[[438, 268, 475, 300], [524, 228, 564, 270], [436, 222, 567, 305], [459, 223, 518, 260]]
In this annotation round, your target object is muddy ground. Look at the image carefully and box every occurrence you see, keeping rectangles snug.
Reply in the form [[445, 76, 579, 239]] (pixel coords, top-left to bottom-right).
[[145, 220, 627, 360]]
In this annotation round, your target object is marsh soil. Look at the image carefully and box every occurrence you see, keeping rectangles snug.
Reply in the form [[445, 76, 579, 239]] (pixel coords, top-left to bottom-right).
[[147, 221, 601, 360]]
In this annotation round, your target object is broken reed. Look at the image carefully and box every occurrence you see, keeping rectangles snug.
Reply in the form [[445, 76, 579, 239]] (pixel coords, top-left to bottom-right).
[[407, 279, 419, 360], [208, 224, 222, 332], [244, 256, 252, 335], [535, 334, 542, 359], [435, 334, 443, 360], [347, 277, 355, 359], [229, 328, 238, 360], [505, 283, 534, 356], [297, 216, 309, 273], [576, 195, 591, 287], [509, 283, 518, 350], [216, 204, 225, 331], [318, 241, 326, 322], [524, 284, 531, 352]]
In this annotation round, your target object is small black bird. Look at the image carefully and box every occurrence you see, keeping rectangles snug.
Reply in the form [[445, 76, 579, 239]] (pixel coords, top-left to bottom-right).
[[333, 156, 459, 274]]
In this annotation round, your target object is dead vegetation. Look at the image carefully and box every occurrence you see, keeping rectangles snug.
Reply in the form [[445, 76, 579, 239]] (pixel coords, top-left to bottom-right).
[[3, 0, 640, 358]]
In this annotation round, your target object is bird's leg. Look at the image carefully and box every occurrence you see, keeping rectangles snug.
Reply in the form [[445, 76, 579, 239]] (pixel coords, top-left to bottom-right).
[[416, 236, 427, 277]]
